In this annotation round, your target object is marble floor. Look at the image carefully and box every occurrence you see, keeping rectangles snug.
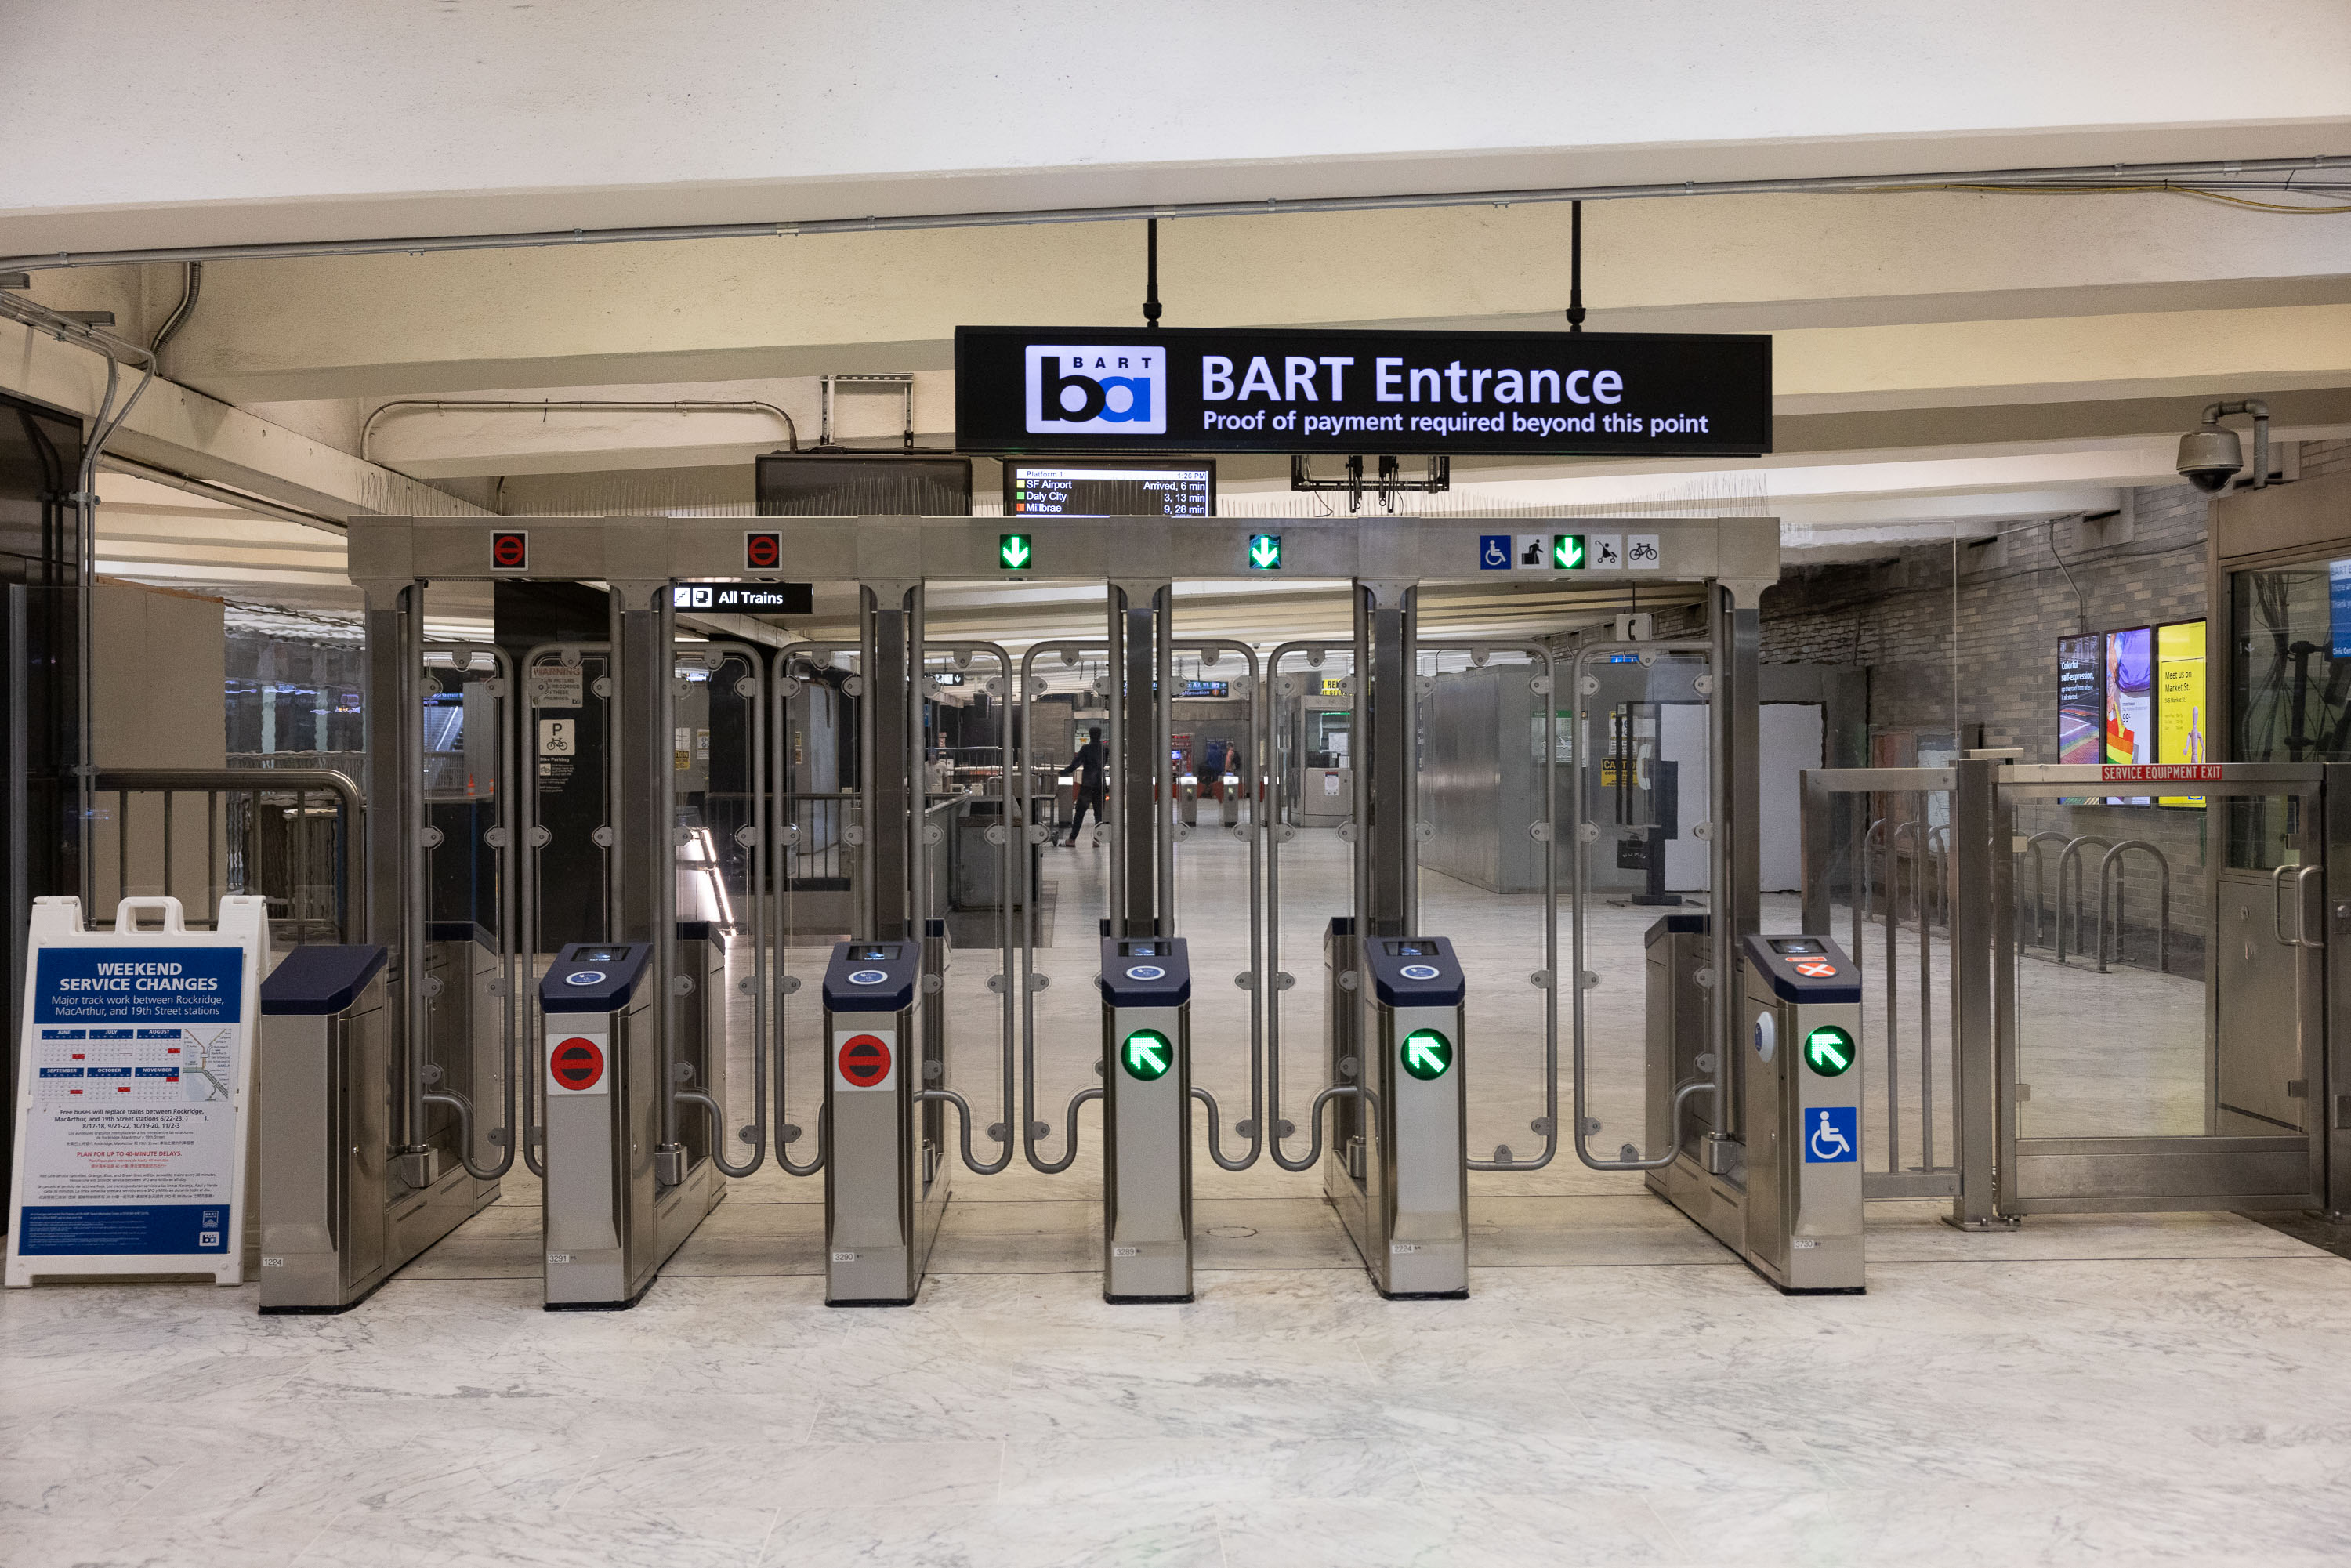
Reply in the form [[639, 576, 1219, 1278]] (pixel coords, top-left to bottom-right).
[[9, 835, 2351, 1565]]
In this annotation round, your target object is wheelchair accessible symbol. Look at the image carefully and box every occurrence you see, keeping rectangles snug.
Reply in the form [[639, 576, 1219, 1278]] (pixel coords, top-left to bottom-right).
[[1479, 534, 1512, 570], [1805, 1105, 1857, 1164]]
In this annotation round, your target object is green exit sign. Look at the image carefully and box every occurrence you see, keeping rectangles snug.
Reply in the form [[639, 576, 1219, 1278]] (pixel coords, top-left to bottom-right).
[[998, 534, 1033, 570], [1803, 1025, 1855, 1077], [1400, 1028, 1453, 1081], [1121, 1028, 1172, 1081], [1248, 534, 1282, 570], [1552, 534, 1586, 570]]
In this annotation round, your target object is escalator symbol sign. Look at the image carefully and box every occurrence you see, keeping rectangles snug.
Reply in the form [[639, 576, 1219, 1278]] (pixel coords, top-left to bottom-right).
[[1805, 1105, 1857, 1164]]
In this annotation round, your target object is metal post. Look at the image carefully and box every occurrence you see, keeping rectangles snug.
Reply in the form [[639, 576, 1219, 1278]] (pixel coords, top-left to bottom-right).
[[1114, 583, 1162, 937], [2325, 762, 2351, 1218], [1704, 584, 1762, 1169], [360, 581, 429, 1176], [1156, 588, 1174, 937], [1947, 756, 2005, 1228], [866, 585, 916, 942], [613, 578, 676, 1164], [1359, 582, 1418, 937], [1800, 771, 1833, 935]]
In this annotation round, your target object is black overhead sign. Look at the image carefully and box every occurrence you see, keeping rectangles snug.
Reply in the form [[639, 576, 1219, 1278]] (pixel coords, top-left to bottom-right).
[[955, 325, 1770, 458]]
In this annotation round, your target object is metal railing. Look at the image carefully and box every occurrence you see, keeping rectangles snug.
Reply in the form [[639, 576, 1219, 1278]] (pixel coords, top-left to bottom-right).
[[94, 767, 361, 940], [779, 791, 857, 887], [1803, 762, 1994, 1223], [228, 748, 367, 779], [2093, 840, 2172, 975]]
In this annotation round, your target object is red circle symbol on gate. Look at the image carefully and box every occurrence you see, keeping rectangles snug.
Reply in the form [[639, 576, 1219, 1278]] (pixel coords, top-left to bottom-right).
[[837, 1034, 892, 1088], [551, 1037, 605, 1091], [1793, 960, 1838, 979], [745, 531, 781, 570], [490, 531, 528, 570]]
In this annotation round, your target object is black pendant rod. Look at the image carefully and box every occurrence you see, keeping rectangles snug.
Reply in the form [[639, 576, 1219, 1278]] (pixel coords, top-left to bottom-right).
[[1566, 200, 1586, 335], [1144, 219, 1163, 330]]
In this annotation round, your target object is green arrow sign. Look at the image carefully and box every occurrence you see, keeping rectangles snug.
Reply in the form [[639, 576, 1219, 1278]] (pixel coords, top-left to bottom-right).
[[1400, 1028, 1453, 1081], [1248, 534, 1282, 570], [1803, 1024, 1855, 1077], [1552, 534, 1586, 570], [1121, 1028, 1172, 1081], [999, 534, 1033, 570]]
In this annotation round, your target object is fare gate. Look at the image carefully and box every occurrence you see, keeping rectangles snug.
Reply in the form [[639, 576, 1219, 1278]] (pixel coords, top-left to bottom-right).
[[820, 939, 945, 1305], [1099, 935, 1194, 1302], [334, 512, 1791, 1307]]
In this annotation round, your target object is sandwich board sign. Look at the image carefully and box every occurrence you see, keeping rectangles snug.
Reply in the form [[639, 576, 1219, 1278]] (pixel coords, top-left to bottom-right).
[[6, 895, 269, 1286]]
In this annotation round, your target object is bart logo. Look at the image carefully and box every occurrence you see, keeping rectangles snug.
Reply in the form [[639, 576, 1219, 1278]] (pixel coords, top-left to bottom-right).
[[1025, 345, 1166, 434]]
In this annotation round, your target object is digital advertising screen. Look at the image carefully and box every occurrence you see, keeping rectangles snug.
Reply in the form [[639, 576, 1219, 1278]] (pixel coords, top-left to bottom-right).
[[2056, 634, 2103, 806], [2156, 620, 2208, 807], [2104, 627, 2154, 804], [1002, 460, 1215, 517], [2057, 634, 2104, 765]]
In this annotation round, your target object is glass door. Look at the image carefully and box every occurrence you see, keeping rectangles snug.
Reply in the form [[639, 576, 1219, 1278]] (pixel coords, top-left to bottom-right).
[[2000, 762, 2324, 1212]]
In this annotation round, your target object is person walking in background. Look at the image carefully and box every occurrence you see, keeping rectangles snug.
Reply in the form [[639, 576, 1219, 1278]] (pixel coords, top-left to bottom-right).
[[1062, 726, 1105, 846]]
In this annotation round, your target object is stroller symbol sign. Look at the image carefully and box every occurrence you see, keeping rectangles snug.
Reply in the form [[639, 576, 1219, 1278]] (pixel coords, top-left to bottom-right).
[[1805, 1105, 1857, 1163]]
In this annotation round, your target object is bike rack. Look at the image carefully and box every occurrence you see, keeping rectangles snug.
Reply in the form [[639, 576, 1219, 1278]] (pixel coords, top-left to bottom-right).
[[2015, 829, 2073, 951], [2094, 839, 2173, 976], [2051, 835, 2114, 965]]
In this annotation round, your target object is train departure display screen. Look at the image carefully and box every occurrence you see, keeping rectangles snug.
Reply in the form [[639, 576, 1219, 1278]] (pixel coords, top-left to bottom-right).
[[1002, 460, 1215, 518]]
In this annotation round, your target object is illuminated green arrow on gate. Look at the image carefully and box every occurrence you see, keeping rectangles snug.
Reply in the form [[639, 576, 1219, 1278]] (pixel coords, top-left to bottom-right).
[[1249, 534, 1282, 570], [1121, 1028, 1172, 1081], [1400, 1029, 1453, 1081], [1803, 1025, 1855, 1077], [999, 534, 1033, 570]]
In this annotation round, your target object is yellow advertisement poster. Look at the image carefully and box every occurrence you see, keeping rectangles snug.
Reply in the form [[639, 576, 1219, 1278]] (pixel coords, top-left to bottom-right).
[[2157, 620, 2206, 807]]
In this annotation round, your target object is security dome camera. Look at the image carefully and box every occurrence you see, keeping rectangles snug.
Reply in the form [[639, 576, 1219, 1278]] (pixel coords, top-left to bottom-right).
[[2176, 425, 2243, 494], [2179, 399, 2270, 494]]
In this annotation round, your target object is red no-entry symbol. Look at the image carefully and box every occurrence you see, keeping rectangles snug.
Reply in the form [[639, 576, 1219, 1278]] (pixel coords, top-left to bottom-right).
[[837, 1034, 892, 1089], [744, 531, 781, 570], [490, 531, 529, 570], [1794, 960, 1838, 979], [551, 1037, 605, 1091]]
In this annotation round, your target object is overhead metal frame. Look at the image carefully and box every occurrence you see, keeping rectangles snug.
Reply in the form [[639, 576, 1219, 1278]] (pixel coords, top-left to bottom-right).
[[350, 512, 1781, 1265]]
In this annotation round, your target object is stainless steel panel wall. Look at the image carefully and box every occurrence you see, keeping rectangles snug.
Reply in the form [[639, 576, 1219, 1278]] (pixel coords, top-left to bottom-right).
[[1420, 666, 1545, 893]]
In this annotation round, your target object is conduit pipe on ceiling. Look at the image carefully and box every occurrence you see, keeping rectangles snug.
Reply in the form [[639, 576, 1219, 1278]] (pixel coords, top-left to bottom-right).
[[0, 155, 2342, 275], [358, 398, 799, 466]]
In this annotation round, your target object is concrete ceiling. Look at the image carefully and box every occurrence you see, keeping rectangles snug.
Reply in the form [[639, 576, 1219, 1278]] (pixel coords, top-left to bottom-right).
[[10, 2, 2351, 646]]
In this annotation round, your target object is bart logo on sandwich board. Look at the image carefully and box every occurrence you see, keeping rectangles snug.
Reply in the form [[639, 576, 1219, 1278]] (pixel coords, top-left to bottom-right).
[[1026, 346, 1166, 434]]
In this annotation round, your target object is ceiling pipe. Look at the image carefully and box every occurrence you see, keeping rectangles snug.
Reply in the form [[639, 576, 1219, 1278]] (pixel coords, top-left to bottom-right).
[[0, 155, 2340, 275], [358, 397, 799, 465], [150, 261, 201, 359]]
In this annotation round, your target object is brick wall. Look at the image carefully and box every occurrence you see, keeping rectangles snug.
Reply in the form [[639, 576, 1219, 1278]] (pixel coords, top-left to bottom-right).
[[1694, 437, 2351, 976]]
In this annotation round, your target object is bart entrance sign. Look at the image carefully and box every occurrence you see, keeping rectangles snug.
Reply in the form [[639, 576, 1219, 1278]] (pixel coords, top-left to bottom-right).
[[955, 325, 1770, 458]]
